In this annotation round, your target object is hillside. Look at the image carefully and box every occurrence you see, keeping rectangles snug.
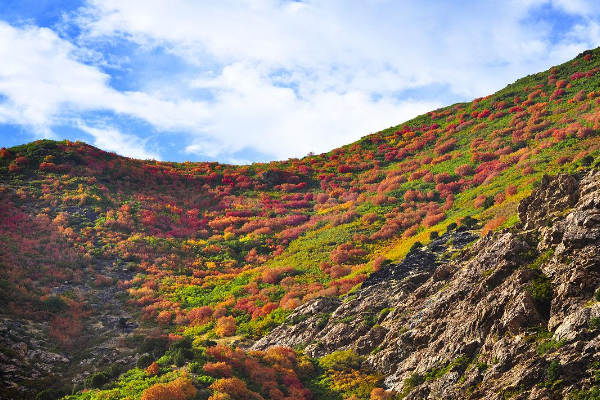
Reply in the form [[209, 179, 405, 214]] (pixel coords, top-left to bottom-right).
[[1, 48, 600, 400]]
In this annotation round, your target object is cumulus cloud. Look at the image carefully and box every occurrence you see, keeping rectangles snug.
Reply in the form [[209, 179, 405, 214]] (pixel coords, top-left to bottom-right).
[[78, 123, 160, 160], [1, 1, 600, 162]]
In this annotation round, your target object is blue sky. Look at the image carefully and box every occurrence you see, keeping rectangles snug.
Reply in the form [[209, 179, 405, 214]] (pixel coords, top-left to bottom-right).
[[0, 0, 600, 163]]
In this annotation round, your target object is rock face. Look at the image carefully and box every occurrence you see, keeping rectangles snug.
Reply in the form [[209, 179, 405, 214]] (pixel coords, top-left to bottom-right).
[[0, 258, 139, 400], [255, 170, 600, 399]]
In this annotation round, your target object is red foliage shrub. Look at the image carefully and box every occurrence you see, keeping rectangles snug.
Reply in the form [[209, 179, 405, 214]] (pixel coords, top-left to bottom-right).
[[337, 165, 353, 173], [330, 265, 352, 279], [401, 224, 419, 239], [315, 193, 329, 204], [423, 213, 445, 227], [434, 139, 457, 155], [522, 166, 534, 175], [505, 184, 517, 196], [204, 362, 233, 378], [550, 89, 566, 101], [494, 193, 505, 205], [362, 212, 379, 224], [156, 310, 173, 325], [434, 172, 452, 184], [474, 194, 487, 208], [372, 256, 386, 272], [0, 148, 11, 159], [187, 306, 213, 325], [557, 156, 571, 165]]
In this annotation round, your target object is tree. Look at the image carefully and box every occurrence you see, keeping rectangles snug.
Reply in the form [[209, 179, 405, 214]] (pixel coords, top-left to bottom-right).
[[215, 316, 236, 337]]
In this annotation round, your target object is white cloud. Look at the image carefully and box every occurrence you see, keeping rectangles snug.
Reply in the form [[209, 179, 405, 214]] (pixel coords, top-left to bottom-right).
[[78, 123, 160, 160], [2, 1, 600, 162], [0, 22, 213, 155], [187, 62, 440, 159]]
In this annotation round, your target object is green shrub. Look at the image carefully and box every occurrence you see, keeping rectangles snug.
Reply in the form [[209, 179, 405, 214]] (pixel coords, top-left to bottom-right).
[[141, 336, 168, 356], [546, 360, 560, 384], [316, 313, 331, 330], [528, 275, 552, 318], [429, 231, 439, 240], [590, 317, 600, 330], [446, 222, 458, 233], [136, 354, 154, 369], [35, 388, 65, 400], [43, 296, 67, 313], [536, 338, 564, 355], [483, 196, 494, 209], [595, 288, 600, 302], [319, 350, 362, 371], [461, 216, 478, 229], [410, 241, 423, 252], [84, 372, 109, 389], [405, 372, 424, 388]]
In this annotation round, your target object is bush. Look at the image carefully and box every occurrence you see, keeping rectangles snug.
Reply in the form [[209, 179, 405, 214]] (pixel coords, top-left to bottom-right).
[[137, 354, 154, 369], [546, 360, 560, 384], [483, 196, 494, 209], [141, 336, 169, 355], [85, 371, 109, 389], [595, 288, 600, 302], [461, 216, 478, 229], [35, 389, 65, 400], [141, 376, 197, 400], [429, 231, 439, 240], [405, 372, 424, 388], [319, 350, 363, 371], [528, 275, 552, 318], [410, 242, 423, 252], [446, 222, 457, 233], [43, 296, 67, 313]]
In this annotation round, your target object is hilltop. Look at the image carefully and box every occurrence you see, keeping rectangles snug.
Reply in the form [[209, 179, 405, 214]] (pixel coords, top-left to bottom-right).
[[1, 48, 600, 399]]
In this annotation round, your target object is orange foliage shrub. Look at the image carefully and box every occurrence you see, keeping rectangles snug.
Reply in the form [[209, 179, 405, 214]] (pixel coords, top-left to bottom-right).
[[141, 376, 197, 400], [204, 362, 233, 378], [156, 310, 173, 325], [371, 388, 395, 400], [482, 216, 507, 235], [215, 316, 236, 337], [210, 378, 253, 399], [146, 361, 159, 376]]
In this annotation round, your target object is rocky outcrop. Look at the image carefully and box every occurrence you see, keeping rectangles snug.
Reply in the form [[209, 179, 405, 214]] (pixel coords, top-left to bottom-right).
[[256, 170, 600, 399], [518, 173, 580, 230], [253, 230, 476, 357]]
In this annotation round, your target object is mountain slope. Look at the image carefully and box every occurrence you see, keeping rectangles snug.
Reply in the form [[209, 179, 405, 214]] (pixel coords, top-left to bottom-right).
[[1, 48, 600, 399], [254, 170, 600, 398]]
